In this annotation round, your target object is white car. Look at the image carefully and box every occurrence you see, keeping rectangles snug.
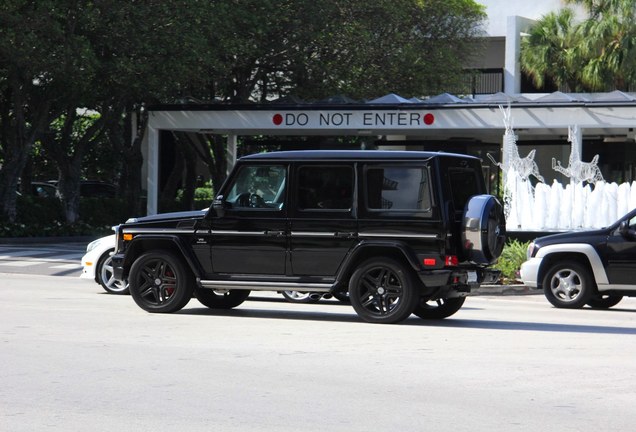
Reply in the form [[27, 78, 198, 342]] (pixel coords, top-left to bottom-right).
[[80, 234, 128, 294]]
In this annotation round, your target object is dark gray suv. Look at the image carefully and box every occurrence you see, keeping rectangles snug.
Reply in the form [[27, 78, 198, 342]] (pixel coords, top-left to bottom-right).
[[113, 150, 505, 324]]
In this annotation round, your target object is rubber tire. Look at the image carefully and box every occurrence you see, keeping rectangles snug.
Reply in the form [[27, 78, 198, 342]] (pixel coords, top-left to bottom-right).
[[281, 291, 322, 303], [195, 288, 251, 309], [586, 294, 623, 309], [542, 261, 594, 309], [348, 258, 419, 324], [413, 297, 466, 320], [129, 251, 193, 313], [96, 250, 129, 295]]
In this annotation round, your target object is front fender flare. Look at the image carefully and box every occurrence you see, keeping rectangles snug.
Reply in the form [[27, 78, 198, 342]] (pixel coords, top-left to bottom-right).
[[536, 243, 608, 285], [123, 235, 203, 280]]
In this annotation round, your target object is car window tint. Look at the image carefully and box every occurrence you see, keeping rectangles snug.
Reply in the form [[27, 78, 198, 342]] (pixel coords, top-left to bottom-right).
[[297, 165, 353, 210], [226, 165, 286, 209], [448, 168, 480, 211], [366, 166, 431, 213]]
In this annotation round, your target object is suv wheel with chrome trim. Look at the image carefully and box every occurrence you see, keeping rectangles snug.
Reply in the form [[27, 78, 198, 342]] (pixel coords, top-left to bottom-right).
[[543, 261, 594, 309]]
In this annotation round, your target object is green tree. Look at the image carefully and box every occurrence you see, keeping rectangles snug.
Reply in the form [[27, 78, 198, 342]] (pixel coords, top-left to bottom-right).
[[0, 0, 82, 222], [1, 0, 487, 225], [574, 0, 636, 90], [204, 0, 486, 102], [521, 0, 636, 92], [520, 8, 586, 91]]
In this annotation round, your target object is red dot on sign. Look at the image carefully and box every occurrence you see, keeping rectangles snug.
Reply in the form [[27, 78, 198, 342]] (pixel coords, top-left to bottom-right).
[[273, 114, 283, 125], [423, 113, 434, 125]]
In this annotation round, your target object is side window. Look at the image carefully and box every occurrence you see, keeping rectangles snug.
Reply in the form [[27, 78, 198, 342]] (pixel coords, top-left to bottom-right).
[[365, 166, 432, 214], [448, 168, 480, 212], [297, 165, 353, 211], [225, 164, 286, 210]]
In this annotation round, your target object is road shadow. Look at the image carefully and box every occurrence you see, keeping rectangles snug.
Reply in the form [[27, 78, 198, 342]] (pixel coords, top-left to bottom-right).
[[175, 298, 636, 335]]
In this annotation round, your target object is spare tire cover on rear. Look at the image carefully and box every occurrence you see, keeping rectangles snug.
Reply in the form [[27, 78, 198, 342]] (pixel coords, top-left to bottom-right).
[[462, 195, 506, 265]]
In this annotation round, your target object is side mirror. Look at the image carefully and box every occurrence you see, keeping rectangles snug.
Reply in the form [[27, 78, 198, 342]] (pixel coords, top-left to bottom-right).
[[212, 195, 227, 217], [619, 220, 636, 239]]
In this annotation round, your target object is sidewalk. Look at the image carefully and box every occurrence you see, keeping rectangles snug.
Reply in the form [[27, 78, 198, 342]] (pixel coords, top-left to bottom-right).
[[472, 284, 538, 296]]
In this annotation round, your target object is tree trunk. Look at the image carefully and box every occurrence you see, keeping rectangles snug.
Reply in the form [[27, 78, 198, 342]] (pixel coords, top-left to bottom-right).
[[121, 108, 146, 217], [0, 78, 51, 222]]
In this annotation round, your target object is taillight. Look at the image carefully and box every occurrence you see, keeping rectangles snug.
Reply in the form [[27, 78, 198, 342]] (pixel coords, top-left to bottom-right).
[[423, 258, 437, 267], [444, 255, 458, 266]]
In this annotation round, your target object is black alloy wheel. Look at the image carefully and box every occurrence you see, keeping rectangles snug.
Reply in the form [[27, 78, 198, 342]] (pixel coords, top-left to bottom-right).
[[195, 288, 251, 309], [413, 297, 466, 319], [129, 251, 193, 313], [348, 258, 419, 324]]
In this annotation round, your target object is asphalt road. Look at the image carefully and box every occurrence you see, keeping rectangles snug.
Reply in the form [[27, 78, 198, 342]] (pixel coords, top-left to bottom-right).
[[0, 242, 86, 277], [2, 272, 636, 432]]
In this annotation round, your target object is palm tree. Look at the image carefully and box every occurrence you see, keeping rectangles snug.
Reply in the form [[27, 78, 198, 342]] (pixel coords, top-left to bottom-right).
[[521, 0, 636, 92], [520, 8, 586, 91], [571, 0, 636, 90]]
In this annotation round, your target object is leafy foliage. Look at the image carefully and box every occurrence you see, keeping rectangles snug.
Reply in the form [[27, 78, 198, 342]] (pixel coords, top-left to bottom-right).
[[0, 0, 488, 231], [522, 0, 636, 91], [494, 239, 530, 283]]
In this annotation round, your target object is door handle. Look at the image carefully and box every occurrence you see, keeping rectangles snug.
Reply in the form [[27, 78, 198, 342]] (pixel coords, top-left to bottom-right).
[[334, 232, 356, 239], [265, 230, 285, 237]]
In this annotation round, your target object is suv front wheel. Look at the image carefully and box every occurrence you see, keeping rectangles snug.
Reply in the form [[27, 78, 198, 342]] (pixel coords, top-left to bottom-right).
[[129, 251, 194, 313], [543, 261, 594, 309], [348, 258, 419, 324]]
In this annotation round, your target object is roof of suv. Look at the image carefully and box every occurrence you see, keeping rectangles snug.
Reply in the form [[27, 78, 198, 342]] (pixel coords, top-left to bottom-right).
[[240, 150, 480, 161]]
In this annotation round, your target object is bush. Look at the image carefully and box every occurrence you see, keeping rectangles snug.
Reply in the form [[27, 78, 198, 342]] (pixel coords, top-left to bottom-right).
[[494, 239, 529, 284], [0, 195, 135, 238]]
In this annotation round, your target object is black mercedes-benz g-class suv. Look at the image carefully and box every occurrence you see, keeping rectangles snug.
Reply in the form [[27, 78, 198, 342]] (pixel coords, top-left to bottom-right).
[[112, 150, 505, 324]]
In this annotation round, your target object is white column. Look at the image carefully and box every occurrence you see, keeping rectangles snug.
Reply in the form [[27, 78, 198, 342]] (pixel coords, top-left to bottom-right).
[[226, 134, 237, 175], [504, 16, 534, 94], [146, 126, 159, 215], [573, 126, 583, 158]]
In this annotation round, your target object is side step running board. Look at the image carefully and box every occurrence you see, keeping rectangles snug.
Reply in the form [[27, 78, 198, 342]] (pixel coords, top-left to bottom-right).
[[198, 279, 333, 292]]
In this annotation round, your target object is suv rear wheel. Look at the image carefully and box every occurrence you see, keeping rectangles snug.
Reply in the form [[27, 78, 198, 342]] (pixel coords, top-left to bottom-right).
[[413, 297, 466, 319], [543, 261, 594, 309], [348, 258, 419, 324], [129, 251, 193, 313]]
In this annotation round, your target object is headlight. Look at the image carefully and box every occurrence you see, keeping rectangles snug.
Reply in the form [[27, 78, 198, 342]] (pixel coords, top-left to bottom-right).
[[526, 242, 537, 260], [86, 238, 100, 253]]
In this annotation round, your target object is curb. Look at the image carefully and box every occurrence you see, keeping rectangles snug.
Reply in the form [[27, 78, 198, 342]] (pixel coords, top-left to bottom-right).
[[471, 284, 539, 296]]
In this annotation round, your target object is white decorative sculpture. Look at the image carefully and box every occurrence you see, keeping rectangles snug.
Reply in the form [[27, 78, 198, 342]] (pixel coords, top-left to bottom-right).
[[487, 109, 631, 231], [487, 105, 544, 183], [552, 125, 604, 184]]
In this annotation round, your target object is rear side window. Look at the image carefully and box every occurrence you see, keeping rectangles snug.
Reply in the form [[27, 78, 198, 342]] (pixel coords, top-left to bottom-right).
[[297, 165, 353, 210], [365, 166, 432, 214], [448, 168, 480, 211]]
